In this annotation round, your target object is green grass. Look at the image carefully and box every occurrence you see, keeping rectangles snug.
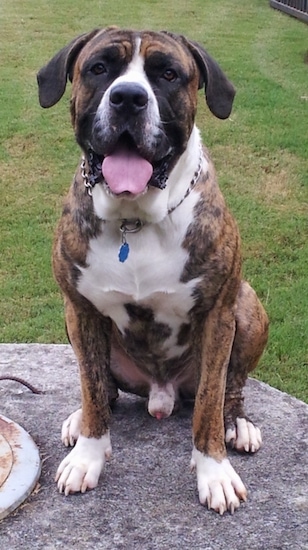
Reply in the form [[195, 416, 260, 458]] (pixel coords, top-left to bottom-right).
[[0, 0, 307, 402]]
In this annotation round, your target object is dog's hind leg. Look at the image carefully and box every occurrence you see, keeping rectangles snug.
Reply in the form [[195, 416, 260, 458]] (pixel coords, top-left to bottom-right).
[[224, 281, 269, 453]]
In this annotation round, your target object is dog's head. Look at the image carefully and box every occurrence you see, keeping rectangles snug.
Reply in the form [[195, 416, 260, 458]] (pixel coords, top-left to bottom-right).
[[37, 27, 235, 197]]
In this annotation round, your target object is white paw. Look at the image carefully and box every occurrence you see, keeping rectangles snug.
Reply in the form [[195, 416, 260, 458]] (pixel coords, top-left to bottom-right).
[[148, 382, 176, 420], [61, 409, 82, 447], [55, 432, 112, 495], [190, 448, 247, 515], [225, 417, 262, 453]]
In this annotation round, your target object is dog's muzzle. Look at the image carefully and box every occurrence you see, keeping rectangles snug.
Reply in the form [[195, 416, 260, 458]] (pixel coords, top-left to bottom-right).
[[88, 82, 172, 196]]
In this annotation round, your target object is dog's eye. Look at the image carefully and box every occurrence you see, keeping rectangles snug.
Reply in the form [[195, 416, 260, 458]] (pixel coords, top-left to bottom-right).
[[163, 69, 177, 82], [90, 63, 107, 75]]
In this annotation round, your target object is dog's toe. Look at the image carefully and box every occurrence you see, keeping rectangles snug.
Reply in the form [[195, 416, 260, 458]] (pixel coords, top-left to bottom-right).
[[61, 408, 82, 447], [56, 432, 112, 495], [57, 461, 101, 496], [191, 448, 247, 514], [226, 417, 262, 453]]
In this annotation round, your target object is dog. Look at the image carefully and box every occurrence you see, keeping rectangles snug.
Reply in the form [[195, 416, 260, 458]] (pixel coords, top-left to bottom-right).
[[37, 27, 269, 515]]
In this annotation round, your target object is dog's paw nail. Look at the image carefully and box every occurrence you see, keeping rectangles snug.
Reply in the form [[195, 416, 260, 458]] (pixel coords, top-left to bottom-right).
[[105, 448, 112, 460]]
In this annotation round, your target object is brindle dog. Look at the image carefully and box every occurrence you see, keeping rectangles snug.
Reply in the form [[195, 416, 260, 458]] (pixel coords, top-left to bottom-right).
[[37, 27, 268, 514]]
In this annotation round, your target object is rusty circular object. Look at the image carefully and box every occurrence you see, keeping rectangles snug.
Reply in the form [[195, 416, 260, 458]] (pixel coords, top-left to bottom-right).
[[0, 415, 41, 520]]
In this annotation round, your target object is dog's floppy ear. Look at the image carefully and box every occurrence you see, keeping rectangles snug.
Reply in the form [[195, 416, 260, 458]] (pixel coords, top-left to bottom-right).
[[37, 29, 100, 108], [186, 40, 235, 120]]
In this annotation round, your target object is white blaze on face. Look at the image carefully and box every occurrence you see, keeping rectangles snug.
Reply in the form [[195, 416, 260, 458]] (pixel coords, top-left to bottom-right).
[[97, 37, 163, 196], [96, 36, 161, 151], [112, 36, 160, 122]]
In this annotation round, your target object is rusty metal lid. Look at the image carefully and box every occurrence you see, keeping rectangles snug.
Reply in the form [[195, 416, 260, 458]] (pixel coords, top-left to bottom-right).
[[0, 414, 41, 519]]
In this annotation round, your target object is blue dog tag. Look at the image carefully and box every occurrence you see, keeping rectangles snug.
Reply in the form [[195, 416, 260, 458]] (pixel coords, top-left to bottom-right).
[[118, 242, 129, 263]]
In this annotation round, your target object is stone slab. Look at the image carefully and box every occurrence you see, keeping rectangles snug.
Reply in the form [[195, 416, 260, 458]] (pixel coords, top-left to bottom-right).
[[0, 344, 307, 549]]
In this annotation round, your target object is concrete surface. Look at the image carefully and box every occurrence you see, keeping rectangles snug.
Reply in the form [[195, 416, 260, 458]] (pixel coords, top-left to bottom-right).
[[0, 343, 307, 550]]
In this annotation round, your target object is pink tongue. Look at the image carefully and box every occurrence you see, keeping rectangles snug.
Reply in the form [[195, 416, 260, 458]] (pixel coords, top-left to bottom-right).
[[102, 150, 153, 195]]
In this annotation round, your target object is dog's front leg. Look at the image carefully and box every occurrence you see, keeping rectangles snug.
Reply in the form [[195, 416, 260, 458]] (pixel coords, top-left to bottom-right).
[[56, 296, 113, 495], [191, 306, 247, 515]]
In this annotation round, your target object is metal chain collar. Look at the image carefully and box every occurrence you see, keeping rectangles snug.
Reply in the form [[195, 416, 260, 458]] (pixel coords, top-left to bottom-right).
[[80, 145, 204, 212], [80, 147, 204, 263]]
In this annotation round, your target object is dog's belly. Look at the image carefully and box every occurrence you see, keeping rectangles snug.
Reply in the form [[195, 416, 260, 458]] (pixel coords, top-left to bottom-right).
[[110, 341, 197, 408]]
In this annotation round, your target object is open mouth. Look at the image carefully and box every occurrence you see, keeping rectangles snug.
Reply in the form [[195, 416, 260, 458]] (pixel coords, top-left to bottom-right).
[[102, 133, 153, 196], [88, 132, 172, 196]]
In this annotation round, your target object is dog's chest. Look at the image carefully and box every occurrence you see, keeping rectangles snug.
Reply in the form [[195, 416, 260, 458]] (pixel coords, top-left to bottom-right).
[[77, 206, 200, 357]]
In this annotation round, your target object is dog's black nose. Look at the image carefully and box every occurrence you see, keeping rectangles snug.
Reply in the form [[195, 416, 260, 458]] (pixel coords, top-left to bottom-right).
[[109, 83, 148, 114]]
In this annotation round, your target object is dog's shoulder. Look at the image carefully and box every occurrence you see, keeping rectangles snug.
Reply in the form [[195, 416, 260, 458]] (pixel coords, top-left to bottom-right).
[[180, 148, 241, 304], [190, 146, 239, 249], [52, 170, 101, 288]]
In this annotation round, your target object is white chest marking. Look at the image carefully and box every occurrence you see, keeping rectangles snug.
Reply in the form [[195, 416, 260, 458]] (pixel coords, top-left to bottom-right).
[[77, 192, 201, 355]]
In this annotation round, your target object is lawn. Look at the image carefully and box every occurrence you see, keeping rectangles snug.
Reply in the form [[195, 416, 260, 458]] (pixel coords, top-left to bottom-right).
[[0, 0, 307, 402]]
